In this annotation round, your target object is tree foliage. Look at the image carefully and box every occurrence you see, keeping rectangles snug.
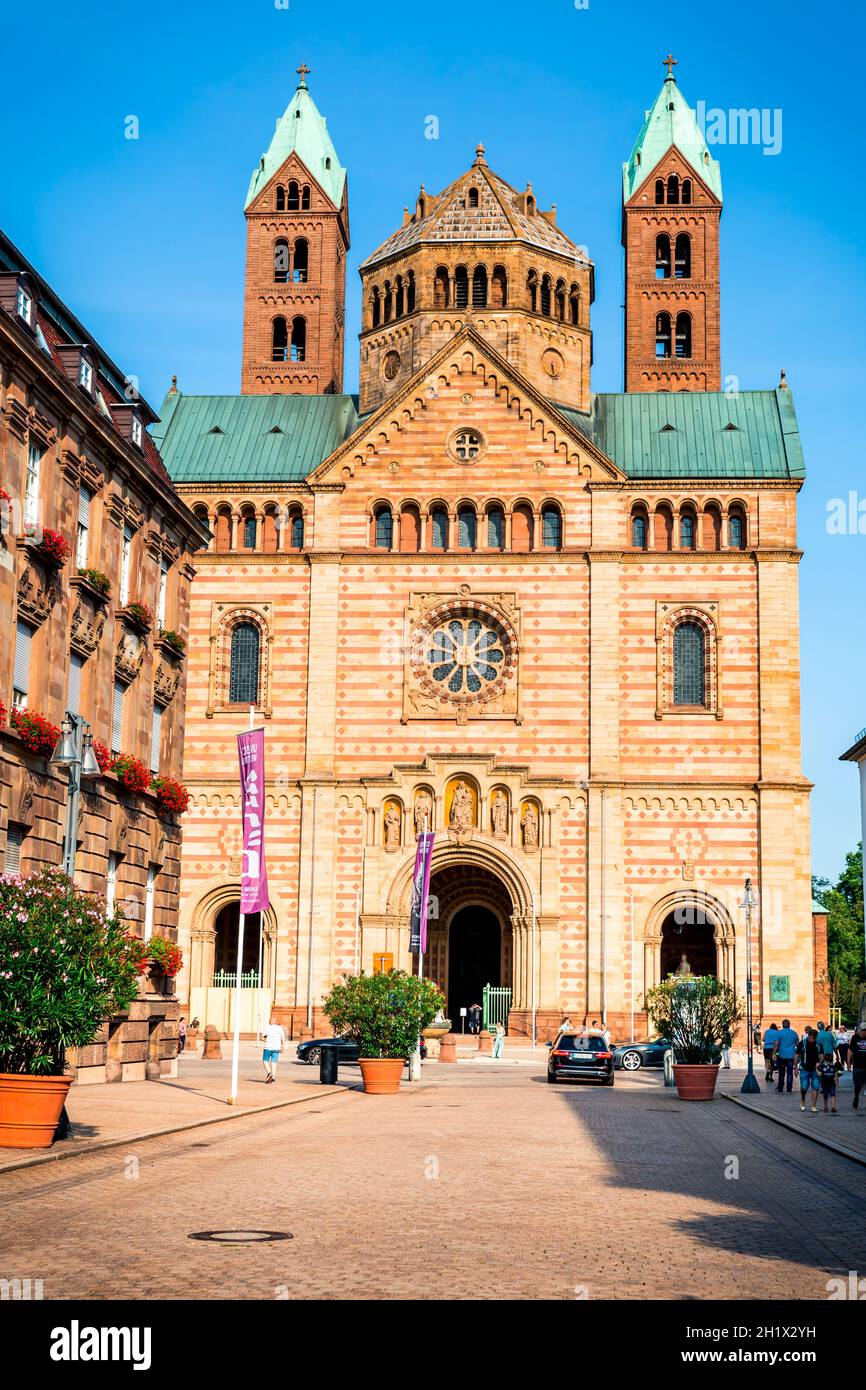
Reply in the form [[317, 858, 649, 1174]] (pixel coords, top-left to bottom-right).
[[813, 842, 864, 1020]]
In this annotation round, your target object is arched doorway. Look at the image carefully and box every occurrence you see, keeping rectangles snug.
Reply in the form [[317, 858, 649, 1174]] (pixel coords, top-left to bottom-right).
[[213, 903, 261, 981], [660, 906, 717, 979], [447, 906, 501, 1022]]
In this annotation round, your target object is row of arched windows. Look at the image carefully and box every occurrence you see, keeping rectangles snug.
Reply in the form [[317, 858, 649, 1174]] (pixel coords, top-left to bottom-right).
[[275, 181, 311, 211], [370, 271, 417, 327], [630, 502, 747, 551], [656, 312, 692, 359], [365, 265, 583, 328], [434, 264, 508, 311], [526, 271, 581, 324], [272, 316, 306, 363], [371, 501, 563, 552], [656, 234, 691, 279], [655, 174, 693, 205], [273, 238, 308, 284], [197, 504, 305, 553]]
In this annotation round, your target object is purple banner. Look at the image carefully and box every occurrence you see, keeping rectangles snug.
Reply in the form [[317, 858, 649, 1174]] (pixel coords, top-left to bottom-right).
[[409, 832, 435, 955], [237, 729, 269, 915]]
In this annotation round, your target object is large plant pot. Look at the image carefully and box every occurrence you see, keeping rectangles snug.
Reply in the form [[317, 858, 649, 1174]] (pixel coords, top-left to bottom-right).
[[673, 1063, 720, 1102], [0, 1072, 73, 1148], [358, 1058, 405, 1095]]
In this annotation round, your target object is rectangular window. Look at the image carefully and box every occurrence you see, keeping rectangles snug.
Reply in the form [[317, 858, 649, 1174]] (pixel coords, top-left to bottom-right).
[[24, 441, 43, 528], [4, 823, 25, 875], [67, 651, 84, 717], [17, 286, 32, 325], [106, 851, 120, 915], [131, 416, 143, 448], [13, 618, 34, 708], [144, 864, 157, 942], [119, 525, 132, 606], [79, 358, 93, 392], [76, 485, 92, 568], [150, 703, 163, 774], [157, 559, 168, 628], [111, 679, 125, 754]]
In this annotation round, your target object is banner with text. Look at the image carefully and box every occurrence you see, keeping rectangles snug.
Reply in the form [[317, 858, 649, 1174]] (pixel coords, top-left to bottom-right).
[[409, 831, 435, 955], [237, 729, 269, 915]]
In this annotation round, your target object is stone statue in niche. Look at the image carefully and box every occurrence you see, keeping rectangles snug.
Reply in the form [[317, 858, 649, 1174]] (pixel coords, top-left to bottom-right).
[[414, 790, 433, 835], [521, 802, 539, 850], [675, 952, 692, 976], [491, 790, 508, 839], [449, 781, 473, 832], [384, 803, 401, 851]]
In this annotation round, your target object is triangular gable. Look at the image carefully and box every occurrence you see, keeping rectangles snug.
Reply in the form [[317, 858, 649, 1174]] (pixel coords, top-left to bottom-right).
[[309, 324, 625, 485], [246, 150, 341, 217], [626, 143, 722, 210]]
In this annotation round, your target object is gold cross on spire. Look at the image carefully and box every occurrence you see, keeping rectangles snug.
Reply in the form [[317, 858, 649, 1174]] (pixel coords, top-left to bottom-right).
[[296, 62, 311, 86], [663, 53, 678, 79]]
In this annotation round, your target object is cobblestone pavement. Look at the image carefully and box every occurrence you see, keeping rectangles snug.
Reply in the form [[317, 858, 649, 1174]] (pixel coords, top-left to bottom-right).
[[3, 1064, 866, 1301]]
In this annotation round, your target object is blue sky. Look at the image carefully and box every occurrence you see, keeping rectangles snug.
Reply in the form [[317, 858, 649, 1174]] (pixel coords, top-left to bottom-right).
[[3, 0, 864, 879]]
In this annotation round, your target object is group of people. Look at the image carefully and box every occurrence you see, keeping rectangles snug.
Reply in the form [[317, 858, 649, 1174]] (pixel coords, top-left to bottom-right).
[[755, 1019, 866, 1114]]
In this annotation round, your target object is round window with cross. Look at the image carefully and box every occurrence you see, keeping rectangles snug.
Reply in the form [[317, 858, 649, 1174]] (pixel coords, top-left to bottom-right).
[[448, 429, 484, 462]]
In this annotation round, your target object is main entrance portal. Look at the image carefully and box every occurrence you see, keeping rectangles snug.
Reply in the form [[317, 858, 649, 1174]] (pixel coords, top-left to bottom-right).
[[425, 863, 513, 1026], [447, 907, 500, 1023]]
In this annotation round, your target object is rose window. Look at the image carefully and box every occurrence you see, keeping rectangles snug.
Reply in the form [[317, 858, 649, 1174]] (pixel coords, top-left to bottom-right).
[[451, 429, 482, 461], [424, 616, 506, 695]]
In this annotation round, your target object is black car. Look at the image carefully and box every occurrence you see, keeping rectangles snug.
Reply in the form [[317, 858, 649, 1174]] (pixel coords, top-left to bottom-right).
[[547, 1031, 614, 1085], [612, 1037, 672, 1071], [296, 1036, 360, 1065]]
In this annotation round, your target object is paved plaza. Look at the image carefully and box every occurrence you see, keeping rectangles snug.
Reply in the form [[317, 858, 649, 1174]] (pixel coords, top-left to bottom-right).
[[3, 1057, 866, 1301]]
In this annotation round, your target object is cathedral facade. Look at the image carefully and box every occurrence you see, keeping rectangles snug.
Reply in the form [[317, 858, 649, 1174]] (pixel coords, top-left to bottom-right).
[[160, 64, 823, 1039]]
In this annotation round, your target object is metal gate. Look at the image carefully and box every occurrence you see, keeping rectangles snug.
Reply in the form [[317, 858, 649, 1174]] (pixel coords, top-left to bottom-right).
[[483, 984, 512, 1033]]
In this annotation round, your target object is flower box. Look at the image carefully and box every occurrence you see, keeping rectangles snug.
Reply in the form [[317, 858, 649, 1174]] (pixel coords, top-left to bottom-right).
[[10, 707, 61, 760], [150, 775, 190, 817], [156, 629, 185, 657], [72, 569, 111, 602], [108, 753, 151, 794], [22, 530, 73, 569], [117, 602, 153, 634]]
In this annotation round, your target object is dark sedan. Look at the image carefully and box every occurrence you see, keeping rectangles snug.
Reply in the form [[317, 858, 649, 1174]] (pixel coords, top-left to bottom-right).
[[296, 1036, 360, 1065], [547, 1031, 615, 1085], [613, 1037, 672, 1072]]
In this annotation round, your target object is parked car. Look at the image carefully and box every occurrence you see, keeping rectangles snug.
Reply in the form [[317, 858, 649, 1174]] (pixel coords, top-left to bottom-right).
[[613, 1037, 672, 1071], [547, 1031, 614, 1085], [296, 1036, 360, 1066]]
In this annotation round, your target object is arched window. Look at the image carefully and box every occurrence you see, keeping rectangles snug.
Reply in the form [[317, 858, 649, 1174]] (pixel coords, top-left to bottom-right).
[[472, 265, 487, 307], [242, 513, 257, 550], [272, 316, 288, 362], [512, 504, 533, 551], [301, 185, 311, 210], [395, 275, 405, 318], [527, 271, 538, 313], [680, 512, 696, 549], [468, 186, 479, 208], [434, 267, 449, 308], [275, 185, 286, 211], [655, 178, 665, 204], [703, 505, 722, 550], [290, 317, 306, 362], [491, 265, 507, 307], [569, 286, 579, 325], [487, 507, 504, 549], [541, 505, 562, 549], [399, 504, 421, 552], [289, 508, 304, 549], [292, 238, 308, 283], [540, 275, 552, 316], [455, 266, 469, 308], [682, 179, 692, 205], [430, 507, 448, 550], [728, 508, 747, 549], [526, 195, 535, 215], [371, 288, 381, 328], [215, 509, 231, 553], [457, 506, 476, 549], [407, 270, 416, 313], [675, 312, 692, 358], [287, 181, 300, 210], [667, 174, 680, 204], [631, 511, 648, 548], [383, 282, 393, 323], [655, 312, 672, 358], [673, 622, 706, 706], [229, 623, 260, 705], [656, 234, 671, 278], [374, 506, 393, 550], [274, 239, 289, 284], [674, 234, 691, 279], [555, 280, 566, 320]]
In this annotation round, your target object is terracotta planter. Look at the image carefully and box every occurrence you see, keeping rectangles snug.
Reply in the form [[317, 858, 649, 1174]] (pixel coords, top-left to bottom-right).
[[673, 1063, 720, 1102], [358, 1058, 405, 1095], [0, 1072, 73, 1149]]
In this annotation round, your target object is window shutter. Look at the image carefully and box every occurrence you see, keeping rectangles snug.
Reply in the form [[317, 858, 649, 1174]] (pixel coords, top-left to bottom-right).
[[13, 620, 33, 700], [106, 852, 120, 915], [150, 703, 163, 773], [111, 680, 125, 753], [4, 824, 25, 875], [144, 865, 157, 941], [67, 652, 84, 716], [78, 486, 92, 528]]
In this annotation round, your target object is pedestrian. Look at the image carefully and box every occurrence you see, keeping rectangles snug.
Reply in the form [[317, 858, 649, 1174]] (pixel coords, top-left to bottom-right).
[[468, 1002, 482, 1035], [261, 1013, 287, 1083], [720, 1030, 732, 1069], [850, 1023, 866, 1109], [819, 1053, 839, 1114], [774, 1019, 799, 1094], [816, 1020, 838, 1062], [797, 1028, 820, 1113], [762, 1021, 779, 1082], [836, 1025, 850, 1071], [491, 1020, 505, 1060], [753, 1023, 762, 1052], [177, 1016, 187, 1054], [559, 1016, 574, 1035]]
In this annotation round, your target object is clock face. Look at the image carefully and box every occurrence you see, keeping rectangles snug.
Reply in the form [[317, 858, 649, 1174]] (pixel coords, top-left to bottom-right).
[[542, 347, 564, 379], [382, 350, 401, 381]]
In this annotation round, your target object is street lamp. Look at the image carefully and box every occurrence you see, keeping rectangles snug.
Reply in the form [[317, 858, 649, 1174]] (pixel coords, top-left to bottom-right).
[[51, 714, 101, 880], [740, 876, 761, 1094]]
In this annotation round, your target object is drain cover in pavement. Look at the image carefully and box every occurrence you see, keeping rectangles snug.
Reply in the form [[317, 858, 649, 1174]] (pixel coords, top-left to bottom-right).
[[188, 1230, 293, 1245]]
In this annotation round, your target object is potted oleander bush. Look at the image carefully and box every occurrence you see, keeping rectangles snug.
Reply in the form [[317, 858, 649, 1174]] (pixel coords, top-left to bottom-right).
[[322, 970, 443, 1094], [0, 868, 143, 1147], [645, 973, 744, 1101]]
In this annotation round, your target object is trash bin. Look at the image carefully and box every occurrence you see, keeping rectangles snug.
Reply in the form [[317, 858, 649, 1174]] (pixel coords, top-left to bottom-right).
[[319, 1047, 338, 1084]]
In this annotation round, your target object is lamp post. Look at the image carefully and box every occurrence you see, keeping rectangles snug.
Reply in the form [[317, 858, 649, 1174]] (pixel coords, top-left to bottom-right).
[[740, 875, 761, 1094], [51, 714, 102, 881]]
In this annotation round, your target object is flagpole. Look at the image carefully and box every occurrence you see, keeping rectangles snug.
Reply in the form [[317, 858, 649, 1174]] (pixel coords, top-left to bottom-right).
[[228, 704, 255, 1105]]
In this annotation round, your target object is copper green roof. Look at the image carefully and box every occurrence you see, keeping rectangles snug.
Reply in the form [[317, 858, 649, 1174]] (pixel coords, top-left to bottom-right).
[[152, 392, 359, 484], [554, 389, 803, 480], [246, 76, 346, 210], [623, 76, 722, 204]]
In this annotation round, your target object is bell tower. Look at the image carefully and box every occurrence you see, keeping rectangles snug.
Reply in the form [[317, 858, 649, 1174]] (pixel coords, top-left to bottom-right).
[[622, 58, 722, 392], [241, 65, 349, 395]]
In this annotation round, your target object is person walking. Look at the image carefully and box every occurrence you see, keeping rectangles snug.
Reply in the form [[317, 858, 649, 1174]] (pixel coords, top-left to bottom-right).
[[837, 1025, 850, 1071], [762, 1021, 779, 1082], [720, 1030, 732, 1069], [177, 1016, 187, 1055], [491, 1021, 505, 1060], [559, 1017, 574, 1036], [753, 1023, 762, 1053], [797, 1028, 820, 1113], [261, 1014, 287, 1083], [816, 1020, 838, 1062], [819, 1053, 839, 1114], [774, 1019, 799, 1094], [850, 1023, 866, 1109], [468, 1002, 482, 1035]]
